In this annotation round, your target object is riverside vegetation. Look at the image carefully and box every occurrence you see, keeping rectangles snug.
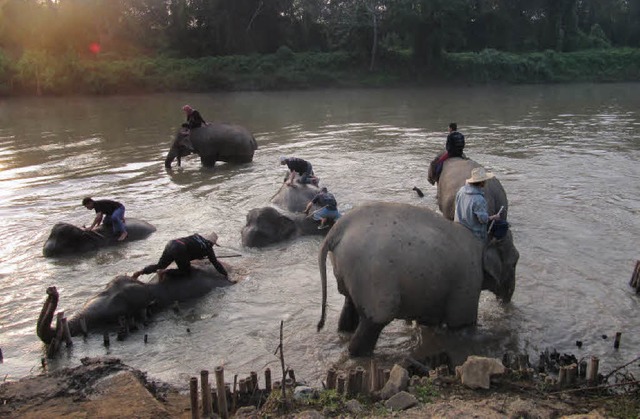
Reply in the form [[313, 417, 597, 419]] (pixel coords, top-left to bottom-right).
[[2, 47, 640, 96]]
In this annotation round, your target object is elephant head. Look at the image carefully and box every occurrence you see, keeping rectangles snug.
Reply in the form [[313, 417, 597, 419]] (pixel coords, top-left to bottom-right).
[[241, 206, 329, 248], [436, 157, 508, 221], [164, 123, 258, 168], [482, 230, 519, 303], [43, 219, 156, 257], [317, 202, 519, 357]]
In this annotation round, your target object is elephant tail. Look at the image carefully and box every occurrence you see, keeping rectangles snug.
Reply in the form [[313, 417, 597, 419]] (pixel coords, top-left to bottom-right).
[[317, 235, 331, 331]]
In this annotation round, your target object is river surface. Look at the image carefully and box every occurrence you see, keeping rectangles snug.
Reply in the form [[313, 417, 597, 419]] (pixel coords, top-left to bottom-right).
[[0, 85, 639, 387]]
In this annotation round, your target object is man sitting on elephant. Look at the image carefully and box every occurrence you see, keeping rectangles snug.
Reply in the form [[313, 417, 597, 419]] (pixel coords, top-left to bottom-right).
[[82, 197, 128, 241], [428, 123, 466, 185], [280, 156, 319, 186], [181, 105, 207, 130], [132, 233, 229, 281], [304, 187, 341, 230], [454, 167, 501, 241]]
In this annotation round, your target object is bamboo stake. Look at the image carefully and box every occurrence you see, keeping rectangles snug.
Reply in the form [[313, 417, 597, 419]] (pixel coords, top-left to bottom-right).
[[336, 373, 346, 395], [201, 370, 212, 418], [326, 367, 337, 390], [214, 366, 228, 419], [250, 371, 259, 392], [355, 366, 365, 394], [369, 360, 377, 391], [190, 377, 200, 419], [587, 356, 599, 382], [264, 368, 272, 392]]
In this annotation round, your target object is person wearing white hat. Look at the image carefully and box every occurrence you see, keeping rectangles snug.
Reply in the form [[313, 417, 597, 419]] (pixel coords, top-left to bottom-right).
[[454, 167, 501, 241]]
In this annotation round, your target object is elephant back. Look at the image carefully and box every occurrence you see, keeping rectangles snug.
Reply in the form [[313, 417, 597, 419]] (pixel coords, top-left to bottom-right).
[[270, 183, 320, 213], [192, 123, 257, 162]]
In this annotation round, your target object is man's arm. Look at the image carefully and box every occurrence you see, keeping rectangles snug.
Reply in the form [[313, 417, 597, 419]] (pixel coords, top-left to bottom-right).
[[207, 249, 228, 277], [87, 213, 103, 230]]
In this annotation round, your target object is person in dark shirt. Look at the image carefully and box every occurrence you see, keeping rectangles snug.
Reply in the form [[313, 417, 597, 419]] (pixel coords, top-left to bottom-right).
[[181, 105, 206, 129], [304, 187, 342, 229], [280, 156, 319, 186], [82, 197, 127, 241], [428, 122, 466, 185], [131, 233, 229, 281]]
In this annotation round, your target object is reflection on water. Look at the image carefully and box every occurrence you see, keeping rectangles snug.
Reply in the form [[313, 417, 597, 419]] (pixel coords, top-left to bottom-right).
[[0, 85, 639, 385]]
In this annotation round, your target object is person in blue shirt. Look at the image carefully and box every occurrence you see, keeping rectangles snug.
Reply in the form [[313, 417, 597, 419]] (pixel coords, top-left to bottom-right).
[[304, 187, 341, 229], [454, 167, 501, 241]]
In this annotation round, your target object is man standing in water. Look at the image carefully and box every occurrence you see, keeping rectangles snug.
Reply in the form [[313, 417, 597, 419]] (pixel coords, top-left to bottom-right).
[[82, 197, 128, 241], [454, 167, 501, 241]]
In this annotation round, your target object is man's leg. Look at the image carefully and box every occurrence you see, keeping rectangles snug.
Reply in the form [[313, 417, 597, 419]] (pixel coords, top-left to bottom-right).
[[112, 207, 127, 241]]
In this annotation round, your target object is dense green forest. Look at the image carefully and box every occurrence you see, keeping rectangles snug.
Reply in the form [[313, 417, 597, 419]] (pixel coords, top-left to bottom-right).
[[1, 0, 640, 95]]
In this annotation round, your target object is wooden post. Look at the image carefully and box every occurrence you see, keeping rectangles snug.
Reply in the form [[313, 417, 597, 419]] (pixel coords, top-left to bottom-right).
[[231, 375, 238, 413], [369, 360, 377, 391], [346, 369, 357, 398], [250, 371, 259, 392], [201, 370, 212, 418], [103, 331, 110, 347], [376, 367, 385, 391], [265, 368, 272, 392], [326, 368, 337, 390], [336, 373, 346, 395], [629, 260, 640, 291], [288, 369, 296, 384], [566, 364, 577, 385], [239, 378, 247, 394], [355, 366, 365, 394], [614, 332, 622, 349], [190, 377, 200, 419], [0, 347, 3, 363], [410, 375, 420, 387], [587, 356, 599, 382], [214, 366, 228, 419]]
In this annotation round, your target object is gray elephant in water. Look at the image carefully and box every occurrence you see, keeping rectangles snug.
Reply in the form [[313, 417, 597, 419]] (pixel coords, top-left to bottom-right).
[[164, 123, 258, 168], [436, 157, 508, 221], [317, 202, 519, 357], [37, 263, 233, 344], [43, 219, 156, 257], [241, 181, 329, 247]]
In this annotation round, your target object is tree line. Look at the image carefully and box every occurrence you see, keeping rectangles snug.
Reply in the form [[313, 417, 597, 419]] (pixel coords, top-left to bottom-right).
[[1, 0, 639, 94]]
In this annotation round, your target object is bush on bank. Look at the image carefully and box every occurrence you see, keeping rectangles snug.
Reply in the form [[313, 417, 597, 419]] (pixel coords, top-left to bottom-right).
[[2, 47, 640, 96]]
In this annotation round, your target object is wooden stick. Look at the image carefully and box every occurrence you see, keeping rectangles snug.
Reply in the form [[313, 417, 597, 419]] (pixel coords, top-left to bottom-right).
[[326, 367, 337, 390], [214, 366, 228, 419], [201, 370, 212, 418], [587, 356, 599, 382], [231, 374, 238, 414], [264, 368, 272, 392], [190, 377, 200, 419], [336, 373, 346, 395], [355, 366, 365, 395], [368, 360, 377, 392], [250, 371, 259, 392]]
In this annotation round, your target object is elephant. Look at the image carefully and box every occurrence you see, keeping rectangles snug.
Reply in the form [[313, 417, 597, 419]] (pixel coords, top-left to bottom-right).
[[241, 181, 328, 247], [164, 123, 258, 168], [317, 202, 519, 357], [43, 219, 157, 257], [241, 206, 328, 248], [436, 157, 508, 221], [36, 263, 233, 344]]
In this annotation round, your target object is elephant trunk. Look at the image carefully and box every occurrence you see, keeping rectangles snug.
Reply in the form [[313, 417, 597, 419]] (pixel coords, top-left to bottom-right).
[[164, 148, 178, 168], [36, 287, 59, 344], [317, 236, 330, 331]]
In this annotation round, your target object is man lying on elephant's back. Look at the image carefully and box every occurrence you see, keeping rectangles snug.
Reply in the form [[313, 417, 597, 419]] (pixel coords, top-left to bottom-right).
[[131, 233, 229, 281]]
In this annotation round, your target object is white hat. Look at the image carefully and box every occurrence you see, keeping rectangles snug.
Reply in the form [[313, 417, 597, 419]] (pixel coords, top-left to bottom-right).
[[466, 167, 494, 184], [279, 156, 287, 164]]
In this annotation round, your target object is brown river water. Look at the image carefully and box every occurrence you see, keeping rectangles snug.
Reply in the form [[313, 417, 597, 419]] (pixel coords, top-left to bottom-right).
[[0, 85, 639, 386]]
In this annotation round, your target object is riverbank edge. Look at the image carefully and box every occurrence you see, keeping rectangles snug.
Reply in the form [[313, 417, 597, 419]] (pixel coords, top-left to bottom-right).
[[2, 48, 640, 97], [1, 357, 638, 418]]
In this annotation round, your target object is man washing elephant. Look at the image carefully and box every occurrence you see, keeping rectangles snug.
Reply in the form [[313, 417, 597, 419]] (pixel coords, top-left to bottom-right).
[[454, 167, 502, 241], [82, 197, 128, 241], [304, 187, 342, 230], [280, 156, 320, 186], [132, 233, 229, 281]]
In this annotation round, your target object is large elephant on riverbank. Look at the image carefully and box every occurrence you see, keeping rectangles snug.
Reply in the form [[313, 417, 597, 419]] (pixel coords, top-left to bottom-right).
[[164, 123, 257, 168], [241, 181, 326, 247], [43, 219, 156, 257], [317, 202, 519, 357], [436, 157, 508, 221], [36, 263, 233, 344]]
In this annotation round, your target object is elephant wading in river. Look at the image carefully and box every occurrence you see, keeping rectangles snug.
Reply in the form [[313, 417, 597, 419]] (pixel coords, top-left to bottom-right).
[[165, 123, 258, 168], [43, 219, 156, 257], [37, 263, 233, 344], [317, 202, 519, 357], [241, 181, 327, 247], [436, 157, 508, 221]]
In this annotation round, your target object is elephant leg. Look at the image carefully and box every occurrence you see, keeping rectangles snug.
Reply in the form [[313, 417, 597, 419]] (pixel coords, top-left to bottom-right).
[[348, 316, 385, 357], [338, 296, 359, 333]]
